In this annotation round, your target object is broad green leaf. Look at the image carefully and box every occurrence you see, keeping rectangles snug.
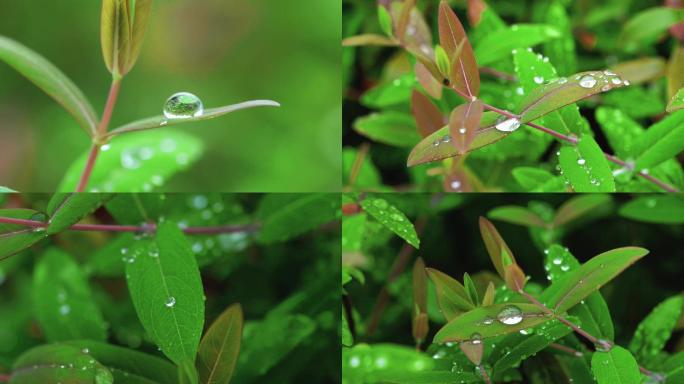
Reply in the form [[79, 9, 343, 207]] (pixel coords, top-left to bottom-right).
[[668, 87, 684, 112], [487, 206, 547, 228], [256, 194, 339, 243], [611, 57, 666, 85], [106, 100, 280, 138], [538, 1, 576, 75], [407, 112, 509, 167], [541, 247, 648, 314], [602, 85, 665, 119], [33, 248, 107, 342], [595, 107, 644, 158], [64, 340, 178, 384], [634, 110, 684, 171], [0, 209, 48, 260], [449, 100, 484, 155], [360, 197, 419, 248], [511, 167, 565, 192], [619, 7, 684, 53], [426, 268, 475, 321], [353, 112, 421, 147], [342, 213, 366, 252], [552, 194, 611, 228], [558, 136, 616, 192], [367, 371, 481, 384], [438, 1, 479, 97], [663, 351, 684, 383], [125, 221, 204, 372], [544, 245, 614, 340], [491, 319, 572, 374], [46, 193, 113, 234], [475, 24, 561, 67], [591, 346, 641, 384], [619, 195, 684, 224], [628, 295, 683, 361], [58, 130, 204, 192], [0, 35, 98, 136], [519, 71, 628, 124], [234, 314, 316, 383], [342, 344, 437, 383], [479, 217, 516, 279], [10, 344, 113, 384], [433, 303, 551, 343], [361, 74, 416, 108], [198, 304, 243, 384]]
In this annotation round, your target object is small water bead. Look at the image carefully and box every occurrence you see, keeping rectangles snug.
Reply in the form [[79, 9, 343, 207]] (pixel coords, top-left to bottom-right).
[[495, 118, 521, 133], [469, 333, 483, 344], [373, 199, 388, 209], [442, 135, 451, 143], [163, 92, 204, 119], [497, 305, 524, 325], [533, 76, 544, 84], [390, 213, 404, 222], [165, 296, 176, 308], [101, 144, 111, 151], [450, 180, 462, 190], [611, 77, 622, 85], [595, 339, 612, 352], [59, 304, 71, 315], [482, 316, 494, 325], [578, 75, 597, 88], [552, 257, 562, 265], [560, 264, 570, 271], [458, 127, 467, 134], [577, 158, 586, 165], [558, 77, 568, 84]]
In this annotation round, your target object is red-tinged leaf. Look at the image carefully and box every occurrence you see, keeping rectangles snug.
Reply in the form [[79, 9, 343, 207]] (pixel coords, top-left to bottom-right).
[[415, 62, 443, 99], [443, 164, 473, 192], [438, 1, 480, 97], [426, 267, 475, 321], [611, 57, 666, 85], [342, 34, 398, 47], [479, 217, 516, 279], [519, 71, 629, 124], [412, 257, 428, 315], [668, 43, 684, 100], [411, 90, 445, 138], [396, 0, 417, 41], [407, 112, 509, 167], [197, 304, 243, 384], [552, 194, 611, 228], [504, 263, 526, 292], [482, 282, 495, 306], [467, 0, 487, 26], [488, 206, 548, 228], [390, 2, 434, 60], [460, 340, 483, 365], [412, 313, 429, 344], [450, 100, 484, 155]]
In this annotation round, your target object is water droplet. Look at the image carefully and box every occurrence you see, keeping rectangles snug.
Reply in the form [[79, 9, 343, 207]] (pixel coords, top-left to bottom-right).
[[603, 70, 617, 76], [578, 75, 597, 88], [497, 305, 523, 325], [101, 144, 111, 151], [163, 92, 204, 119], [558, 77, 568, 84], [151, 175, 164, 186], [190, 195, 208, 209], [82, 348, 90, 354], [59, 304, 71, 315], [450, 180, 461, 190], [442, 135, 451, 143], [149, 248, 159, 258], [160, 138, 177, 153], [458, 127, 466, 134], [373, 199, 388, 209], [611, 77, 622, 85], [165, 297, 176, 308], [561, 264, 570, 271], [495, 118, 521, 132], [482, 316, 494, 325], [552, 257, 562, 265], [469, 333, 482, 344], [390, 213, 404, 221], [533, 76, 544, 84], [595, 339, 612, 352], [601, 85, 610, 92], [577, 158, 586, 165]]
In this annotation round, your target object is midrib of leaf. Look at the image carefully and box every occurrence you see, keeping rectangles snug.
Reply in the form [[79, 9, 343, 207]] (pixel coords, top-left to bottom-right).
[[521, 82, 575, 118], [205, 319, 236, 383], [49, 193, 74, 222], [132, 194, 150, 221], [109, 367, 156, 383], [0, 228, 33, 239], [444, 23, 473, 97], [552, 266, 602, 312], [11, 362, 96, 378]]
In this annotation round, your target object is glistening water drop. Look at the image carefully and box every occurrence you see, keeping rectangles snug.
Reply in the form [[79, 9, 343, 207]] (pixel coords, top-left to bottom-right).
[[163, 92, 204, 119]]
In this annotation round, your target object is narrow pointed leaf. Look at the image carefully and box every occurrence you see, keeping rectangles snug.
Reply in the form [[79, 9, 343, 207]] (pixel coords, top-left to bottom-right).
[[438, 1, 479, 97], [433, 303, 551, 343], [32, 248, 107, 342], [0, 36, 98, 135], [475, 24, 561, 67], [667, 87, 684, 112], [628, 295, 683, 361], [558, 136, 616, 192], [10, 344, 113, 384], [482, 282, 495, 306], [634, 110, 684, 171], [0, 209, 48, 260], [354, 112, 421, 147], [342, 34, 398, 47], [487, 206, 547, 228], [619, 195, 684, 224], [407, 112, 510, 166], [450, 100, 484, 154], [128, 0, 152, 72], [256, 194, 339, 244], [412, 257, 428, 315], [197, 304, 243, 384], [107, 100, 280, 138], [463, 272, 480, 305], [411, 90, 445, 138], [396, 0, 417, 41], [415, 62, 442, 99], [125, 221, 205, 369], [478, 217, 516, 279], [504, 263, 526, 292], [668, 43, 684, 100], [101, 0, 132, 76], [591, 346, 641, 384], [541, 247, 648, 313], [519, 71, 628, 124], [360, 197, 419, 248], [611, 57, 666, 85], [426, 268, 475, 321], [619, 7, 684, 53], [46, 193, 113, 234], [459, 340, 483, 366], [552, 194, 611, 228]]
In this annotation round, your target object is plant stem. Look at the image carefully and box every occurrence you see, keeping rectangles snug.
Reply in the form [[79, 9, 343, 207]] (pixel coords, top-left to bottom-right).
[[449, 87, 679, 192], [0, 216, 259, 235], [75, 78, 122, 192], [479, 365, 492, 384]]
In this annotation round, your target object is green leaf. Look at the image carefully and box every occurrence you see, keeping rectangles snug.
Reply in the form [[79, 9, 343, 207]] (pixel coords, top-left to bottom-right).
[[45, 193, 113, 234], [32, 248, 107, 342], [426, 268, 474, 321], [668, 87, 684, 112], [100, 0, 152, 77], [519, 71, 628, 124], [353, 112, 421, 148], [475, 24, 561, 67], [558, 136, 616, 192], [342, 213, 366, 252], [663, 351, 684, 383], [488, 206, 547, 228], [629, 295, 683, 361], [541, 247, 648, 314], [552, 194, 611, 228], [620, 7, 684, 53], [342, 344, 440, 383], [361, 74, 416, 109], [602, 86, 665, 119], [511, 167, 565, 192], [538, 1, 576, 75], [378, 5, 394, 37], [106, 100, 280, 138], [256, 194, 339, 243], [479, 217, 517, 279], [0, 186, 17, 192], [10, 344, 113, 384], [125, 221, 204, 373], [58, 130, 204, 192], [595, 107, 645, 159], [343, 148, 382, 190], [198, 303, 243, 384], [619, 195, 684, 224], [591, 346, 641, 384], [0, 209, 48, 260], [634, 110, 684, 171], [64, 340, 178, 384], [0, 35, 98, 136], [433, 303, 551, 343], [360, 197, 419, 248]]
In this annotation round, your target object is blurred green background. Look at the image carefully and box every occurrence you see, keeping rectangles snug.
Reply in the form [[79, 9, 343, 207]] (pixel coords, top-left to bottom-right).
[[0, 0, 341, 192]]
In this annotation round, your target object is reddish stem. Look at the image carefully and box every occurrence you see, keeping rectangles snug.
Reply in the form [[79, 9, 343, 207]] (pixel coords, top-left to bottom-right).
[[76, 144, 100, 192], [0, 374, 9, 382], [99, 79, 121, 137]]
